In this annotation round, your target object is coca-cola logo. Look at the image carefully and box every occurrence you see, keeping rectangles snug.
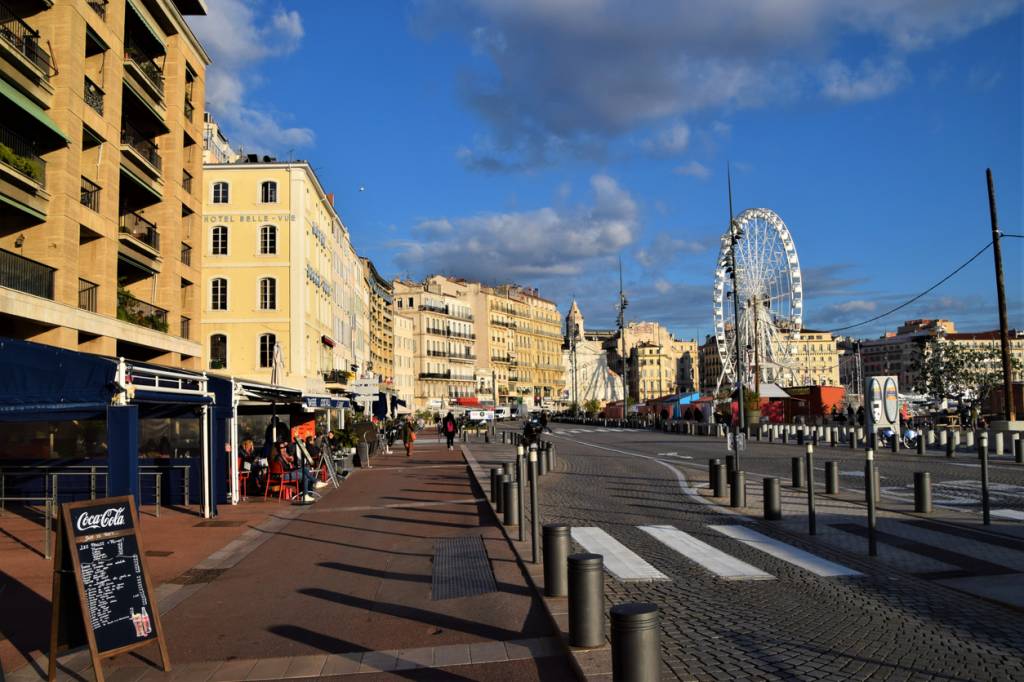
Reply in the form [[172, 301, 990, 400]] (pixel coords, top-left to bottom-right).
[[75, 507, 127, 533]]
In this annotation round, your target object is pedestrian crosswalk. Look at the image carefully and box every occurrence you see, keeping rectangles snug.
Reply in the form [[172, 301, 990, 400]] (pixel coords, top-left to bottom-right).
[[569, 523, 862, 583], [554, 427, 641, 434]]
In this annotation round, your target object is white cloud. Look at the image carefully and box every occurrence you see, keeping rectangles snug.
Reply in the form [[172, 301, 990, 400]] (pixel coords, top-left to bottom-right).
[[654, 278, 673, 294], [673, 161, 711, 180], [711, 120, 731, 137], [821, 58, 911, 103], [393, 175, 638, 282], [188, 1, 313, 153], [635, 232, 709, 268], [835, 300, 877, 313], [641, 121, 690, 155]]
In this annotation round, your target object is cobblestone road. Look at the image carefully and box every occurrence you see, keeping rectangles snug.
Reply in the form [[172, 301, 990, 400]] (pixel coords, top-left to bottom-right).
[[490, 425, 1024, 681]]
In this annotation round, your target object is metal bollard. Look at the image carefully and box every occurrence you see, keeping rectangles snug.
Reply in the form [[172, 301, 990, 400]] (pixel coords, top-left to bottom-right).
[[825, 461, 839, 494], [806, 444, 816, 535], [503, 461, 515, 479], [1015, 434, 1022, 463], [490, 468, 499, 503], [502, 431, 506, 444], [708, 458, 721, 491], [849, 429, 858, 449], [517, 447, 526, 541], [917, 434, 925, 455], [994, 431, 1004, 456], [866, 450, 877, 556], [547, 444, 557, 470], [568, 553, 605, 648], [914, 472, 932, 513], [611, 603, 660, 682], [496, 474, 509, 514], [946, 434, 955, 458], [503, 478, 518, 526], [712, 464, 727, 497], [781, 429, 788, 445], [791, 457, 804, 488], [977, 433, 987, 461], [725, 454, 736, 477], [797, 428, 805, 446], [530, 446, 540, 564], [543, 524, 570, 597], [763, 478, 781, 520], [981, 445, 991, 525], [830, 428, 837, 448], [891, 431, 898, 453], [730, 470, 746, 508]]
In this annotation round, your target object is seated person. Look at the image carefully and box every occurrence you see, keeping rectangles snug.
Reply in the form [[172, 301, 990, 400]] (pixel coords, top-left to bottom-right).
[[274, 440, 322, 494]]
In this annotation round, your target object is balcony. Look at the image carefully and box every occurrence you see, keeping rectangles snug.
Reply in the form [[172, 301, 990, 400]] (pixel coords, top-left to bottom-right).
[[88, 0, 107, 19], [117, 289, 168, 332], [119, 210, 160, 252], [184, 97, 194, 122], [0, 1, 53, 80], [419, 371, 451, 380], [123, 41, 164, 96], [0, 248, 54, 299], [426, 349, 446, 357], [80, 176, 100, 211], [121, 123, 162, 173], [180, 316, 190, 339], [491, 355, 511, 364], [182, 169, 192, 193], [323, 369, 351, 385], [449, 310, 474, 322], [449, 352, 476, 362], [78, 279, 97, 312], [419, 303, 447, 314], [426, 327, 447, 337], [449, 330, 476, 341], [180, 242, 191, 266], [83, 76, 103, 114], [1, 123, 45, 185]]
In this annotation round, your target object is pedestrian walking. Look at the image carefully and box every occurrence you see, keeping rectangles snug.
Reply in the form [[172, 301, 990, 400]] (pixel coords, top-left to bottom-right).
[[442, 411, 458, 450], [402, 418, 417, 458]]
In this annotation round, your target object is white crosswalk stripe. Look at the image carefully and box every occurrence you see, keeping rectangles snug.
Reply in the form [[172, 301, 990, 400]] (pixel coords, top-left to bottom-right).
[[639, 525, 774, 581], [710, 525, 862, 577], [992, 509, 1024, 521], [570, 527, 667, 582]]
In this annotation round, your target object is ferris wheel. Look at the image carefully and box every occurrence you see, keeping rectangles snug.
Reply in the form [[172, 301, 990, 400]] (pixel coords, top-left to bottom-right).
[[712, 208, 803, 388]]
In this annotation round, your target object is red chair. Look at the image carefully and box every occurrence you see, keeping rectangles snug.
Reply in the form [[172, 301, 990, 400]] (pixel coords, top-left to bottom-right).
[[237, 457, 250, 501], [264, 459, 298, 501]]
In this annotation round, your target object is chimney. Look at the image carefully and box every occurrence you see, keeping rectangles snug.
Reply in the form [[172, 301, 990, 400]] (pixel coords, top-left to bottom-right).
[[327, 192, 334, 206]]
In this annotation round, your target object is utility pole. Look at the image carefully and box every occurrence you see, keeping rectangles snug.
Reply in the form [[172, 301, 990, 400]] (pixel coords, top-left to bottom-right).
[[618, 258, 629, 418], [727, 164, 746, 460], [752, 295, 761, 396], [570, 316, 579, 416], [986, 169, 1017, 422]]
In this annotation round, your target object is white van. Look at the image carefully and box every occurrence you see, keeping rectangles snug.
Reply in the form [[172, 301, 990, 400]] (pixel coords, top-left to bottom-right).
[[494, 406, 511, 421], [467, 409, 494, 422]]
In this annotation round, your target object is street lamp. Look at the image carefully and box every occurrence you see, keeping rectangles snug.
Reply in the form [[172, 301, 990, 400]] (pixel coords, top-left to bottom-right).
[[725, 164, 746, 462]]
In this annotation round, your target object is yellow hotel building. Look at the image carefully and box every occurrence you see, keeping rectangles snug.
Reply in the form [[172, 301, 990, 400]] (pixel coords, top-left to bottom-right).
[[201, 154, 368, 393], [0, 0, 208, 367]]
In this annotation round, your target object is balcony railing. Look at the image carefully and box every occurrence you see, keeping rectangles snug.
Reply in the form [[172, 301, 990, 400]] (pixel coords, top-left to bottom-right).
[[80, 176, 100, 211], [117, 290, 168, 332], [180, 242, 191, 266], [88, 0, 107, 19], [121, 123, 162, 172], [419, 303, 447, 314], [119, 211, 160, 251], [0, 1, 53, 79], [124, 41, 164, 94], [449, 310, 474, 322], [0, 123, 45, 184], [449, 352, 476, 361], [491, 355, 511, 363], [419, 371, 451, 380], [426, 327, 447, 337], [182, 169, 192, 193], [449, 330, 476, 340], [0, 248, 54, 299], [183, 97, 194, 121], [83, 76, 103, 114], [323, 369, 351, 384], [78, 278, 97, 311], [426, 349, 446, 357], [180, 316, 190, 339]]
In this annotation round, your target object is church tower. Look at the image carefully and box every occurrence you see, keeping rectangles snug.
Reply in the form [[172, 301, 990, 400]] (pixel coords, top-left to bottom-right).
[[565, 299, 585, 344]]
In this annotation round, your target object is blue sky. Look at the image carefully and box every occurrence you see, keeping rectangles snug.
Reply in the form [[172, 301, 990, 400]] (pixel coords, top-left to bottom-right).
[[189, 1, 1023, 342]]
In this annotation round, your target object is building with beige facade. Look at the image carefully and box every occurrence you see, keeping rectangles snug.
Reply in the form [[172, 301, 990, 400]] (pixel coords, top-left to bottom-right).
[[563, 301, 621, 407], [362, 257, 393, 387], [777, 329, 840, 388], [0, 0, 209, 368], [201, 155, 367, 393], [604, 321, 698, 401], [392, 312, 415, 411], [699, 334, 723, 394]]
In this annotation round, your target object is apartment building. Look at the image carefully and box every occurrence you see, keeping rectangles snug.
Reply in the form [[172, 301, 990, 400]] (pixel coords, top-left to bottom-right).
[[605, 321, 698, 401], [0, 0, 209, 368], [776, 329, 840, 387], [491, 283, 564, 408], [699, 334, 723, 394], [393, 312, 415, 410], [201, 155, 366, 392], [361, 257, 393, 387]]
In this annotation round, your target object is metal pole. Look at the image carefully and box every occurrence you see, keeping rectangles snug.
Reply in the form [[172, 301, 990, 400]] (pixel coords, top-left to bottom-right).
[[806, 444, 816, 535], [568, 553, 605, 648], [825, 461, 839, 495], [517, 445, 525, 542], [730, 470, 746, 508], [530, 445, 540, 564], [865, 449, 877, 556], [986, 169, 1017, 422], [619, 258, 630, 420], [791, 457, 804, 488], [155, 472, 161, 518], [727, 163, 746, 469], [763, 478, 781, 520], [610, 603, 660, 682], [543, 524, 570, 597], [914, 472, 932, 513], [981, 443, 991, 525], [503, 477, 518, 526]]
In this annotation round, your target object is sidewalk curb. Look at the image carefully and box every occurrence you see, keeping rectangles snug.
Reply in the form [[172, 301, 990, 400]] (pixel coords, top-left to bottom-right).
[[460, 443, 613, 682]]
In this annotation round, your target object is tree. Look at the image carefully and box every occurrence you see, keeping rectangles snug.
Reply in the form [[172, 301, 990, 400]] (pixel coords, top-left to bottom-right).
[[913, 339, 1020, 419], [583, 398, 601, 415]]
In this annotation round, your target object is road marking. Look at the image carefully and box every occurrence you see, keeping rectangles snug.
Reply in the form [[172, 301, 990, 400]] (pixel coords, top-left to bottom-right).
[[992, 509, 1024, 521], [570, 527, 667, 582], [639, 525, 774, 581], [709, 525, 862, 577]]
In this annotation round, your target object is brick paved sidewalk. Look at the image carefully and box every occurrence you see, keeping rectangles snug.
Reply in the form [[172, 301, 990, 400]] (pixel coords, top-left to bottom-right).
[[7, 441, 572, 681]]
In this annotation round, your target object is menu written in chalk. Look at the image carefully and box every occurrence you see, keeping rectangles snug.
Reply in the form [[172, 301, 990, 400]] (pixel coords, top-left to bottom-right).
[[69, 501, 156, 654]]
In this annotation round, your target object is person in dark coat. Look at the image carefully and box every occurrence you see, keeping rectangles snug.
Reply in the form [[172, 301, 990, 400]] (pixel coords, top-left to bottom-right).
[[442, 411, 458, 450]]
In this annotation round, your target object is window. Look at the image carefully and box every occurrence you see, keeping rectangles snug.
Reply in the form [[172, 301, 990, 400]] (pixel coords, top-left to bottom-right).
[[259, 224, 277, 254], [211, 278, 227, 310], [259, 277, 276, 310], [260, 181, 277, 203], [212, 181, 229, 203], [210, 334, 227, 369], [259, 333, 276, 368], [211, 225, 228, 255]]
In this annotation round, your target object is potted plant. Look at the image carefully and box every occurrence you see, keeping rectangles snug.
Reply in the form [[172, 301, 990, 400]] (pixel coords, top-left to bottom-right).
[[744, 390, 761, 425]]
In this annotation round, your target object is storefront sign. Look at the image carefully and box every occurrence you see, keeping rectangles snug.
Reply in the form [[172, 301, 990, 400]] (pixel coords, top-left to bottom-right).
[[303, 396, 345, 409], [203, 213, 296, 223]]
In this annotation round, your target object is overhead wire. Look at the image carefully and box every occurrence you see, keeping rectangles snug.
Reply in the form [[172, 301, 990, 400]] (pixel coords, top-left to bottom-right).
[[826, 240, 995, 334]]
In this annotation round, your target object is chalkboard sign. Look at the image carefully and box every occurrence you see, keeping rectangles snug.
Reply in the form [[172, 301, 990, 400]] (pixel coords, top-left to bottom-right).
[[49, 496, 170, 682]]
